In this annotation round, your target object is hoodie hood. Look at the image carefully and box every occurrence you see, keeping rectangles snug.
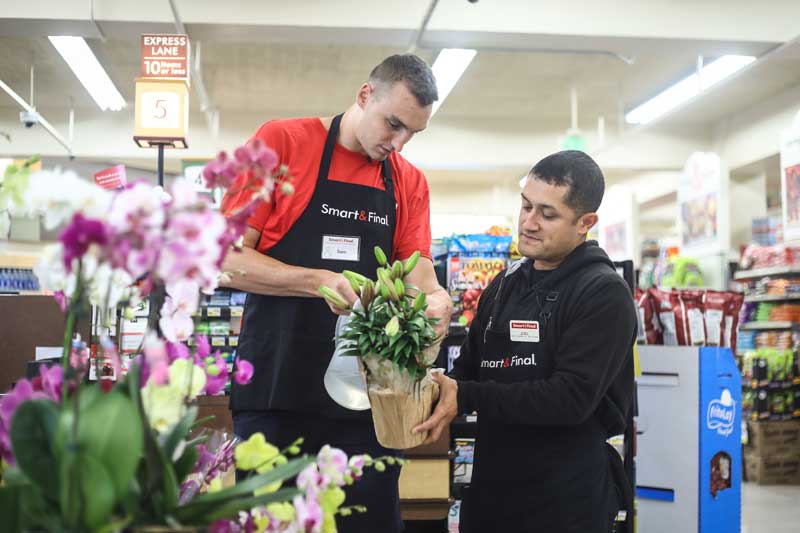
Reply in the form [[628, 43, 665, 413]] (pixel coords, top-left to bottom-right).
[[509, 240, 615, 289]]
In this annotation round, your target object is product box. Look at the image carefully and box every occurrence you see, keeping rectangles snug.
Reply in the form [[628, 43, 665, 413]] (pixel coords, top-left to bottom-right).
[[447, 254, 507, 327], [745, 420, 800, 459], [744, 452, 800, 484], [453, 438, 475, 484]]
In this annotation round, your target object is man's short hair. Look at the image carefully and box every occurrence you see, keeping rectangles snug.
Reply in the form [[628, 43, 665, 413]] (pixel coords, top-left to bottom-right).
[[528, 150, 605, 216], [369, 54, 439, 107]]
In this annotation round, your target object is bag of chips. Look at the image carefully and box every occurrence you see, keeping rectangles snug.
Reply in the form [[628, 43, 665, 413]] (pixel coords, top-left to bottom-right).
[[702, 290, 729, 346], [635, 288, 661, 345]]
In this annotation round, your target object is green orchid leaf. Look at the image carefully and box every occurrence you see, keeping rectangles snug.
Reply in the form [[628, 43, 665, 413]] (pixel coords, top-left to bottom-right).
[[178, 487, 302, 524], [173, 445, 199, 484], [162, 406, 197, 462], [9, 399, 60, 500], [174, 457, 313, 522]]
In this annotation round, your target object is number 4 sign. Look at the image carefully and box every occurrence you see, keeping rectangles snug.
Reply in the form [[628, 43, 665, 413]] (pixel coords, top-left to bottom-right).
[[133, 78, 189, 148]]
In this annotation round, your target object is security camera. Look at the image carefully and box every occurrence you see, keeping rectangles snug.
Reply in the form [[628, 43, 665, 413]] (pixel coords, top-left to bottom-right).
[[467, 0, 479, 3], [19, 110, 41, 128]]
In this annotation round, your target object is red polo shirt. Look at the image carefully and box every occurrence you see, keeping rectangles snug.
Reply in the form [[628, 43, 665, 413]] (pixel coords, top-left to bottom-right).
[[221, 117, 432, 261]]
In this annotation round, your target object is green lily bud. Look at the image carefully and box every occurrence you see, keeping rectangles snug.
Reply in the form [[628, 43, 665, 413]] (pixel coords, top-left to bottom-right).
[[394, 278, 406, 297], [391, 260, 404, 280], [377, 280, 391, 300], [374, 246, 388, 266], [413, 292, 427, 312], [361, 280, 375, 307], [318, 285, 350, 310], [404, 251, 421, 274], [342, 270, 367, 294], [385, 316, 400, 337]]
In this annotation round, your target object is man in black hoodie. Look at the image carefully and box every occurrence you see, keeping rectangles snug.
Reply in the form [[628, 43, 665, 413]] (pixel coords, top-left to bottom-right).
[[414, 150, 637, 532]]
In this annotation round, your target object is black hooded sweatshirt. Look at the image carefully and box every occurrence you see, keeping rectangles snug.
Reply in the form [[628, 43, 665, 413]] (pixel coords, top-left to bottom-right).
[[451, 240, 637, 526]]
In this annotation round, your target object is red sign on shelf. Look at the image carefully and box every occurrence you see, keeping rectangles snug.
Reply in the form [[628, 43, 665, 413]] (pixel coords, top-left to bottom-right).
[[140, 34, 190, 80], [94, 164, 127, 190]]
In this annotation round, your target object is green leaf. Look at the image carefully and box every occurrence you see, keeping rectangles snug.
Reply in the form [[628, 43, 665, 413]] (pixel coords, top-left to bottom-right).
[[76, 388, 144, 498], [190, 415, 215, 431], [174, 457, 313, 522], [173, 445, 199, 484], [75, 453, 117, 530], [9, 399, 60, 500], [178, 488, 302, 524], [162, 406, 197, 462], [0, 485, 25, 531]]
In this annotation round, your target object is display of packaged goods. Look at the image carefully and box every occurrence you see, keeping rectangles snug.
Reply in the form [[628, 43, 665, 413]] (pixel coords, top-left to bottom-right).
[[744, 452, 800, 484], [739, 349, 797, 385], [751, 217, 783, 246], [453, 438, 475, 485], [447, 234, 513, 254], [739, 243, 800, 270], [0, 268, 40, 292], [642, 288, 743, 349], [750, 277, 800, 297], [229, 291, 247, 306], [447, 253, 507, 327]]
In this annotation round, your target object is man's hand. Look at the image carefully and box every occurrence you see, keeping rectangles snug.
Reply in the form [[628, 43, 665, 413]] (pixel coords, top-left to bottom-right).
[[318, 271, 359, 315], [413, 371, 458, 445], [425, 288, 453, 340]]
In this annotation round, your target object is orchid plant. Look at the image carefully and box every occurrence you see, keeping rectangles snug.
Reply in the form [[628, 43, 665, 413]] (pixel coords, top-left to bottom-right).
[[0, 142, 396, 532]]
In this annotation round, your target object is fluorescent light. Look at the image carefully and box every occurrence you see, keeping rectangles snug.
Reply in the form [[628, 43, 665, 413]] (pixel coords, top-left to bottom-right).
[[431, 48, 476, 116], [49, 36, 126, 111], [625, 55, 755, 125]]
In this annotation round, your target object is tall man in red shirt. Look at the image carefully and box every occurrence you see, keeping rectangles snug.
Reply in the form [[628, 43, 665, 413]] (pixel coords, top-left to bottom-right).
[[220, 54, 452, 531]]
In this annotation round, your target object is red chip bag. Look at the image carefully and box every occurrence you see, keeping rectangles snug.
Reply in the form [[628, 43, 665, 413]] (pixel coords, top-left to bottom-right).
[[702, 290, 730, 346], [678, 290, 706, 346], [723, 292, 744, 353], [635, 288, 661, 345], [650, 288, 706, 346], [649, 288, 678, 345]]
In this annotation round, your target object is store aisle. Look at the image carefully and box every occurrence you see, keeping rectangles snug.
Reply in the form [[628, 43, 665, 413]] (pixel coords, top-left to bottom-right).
[[742, 482, 800, 532]]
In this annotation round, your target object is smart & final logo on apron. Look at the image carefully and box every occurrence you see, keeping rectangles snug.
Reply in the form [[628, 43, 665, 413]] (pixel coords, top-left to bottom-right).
[[481, 354, 536, 369], [706, 388, 735, 437], [321, 203, 389, 226]]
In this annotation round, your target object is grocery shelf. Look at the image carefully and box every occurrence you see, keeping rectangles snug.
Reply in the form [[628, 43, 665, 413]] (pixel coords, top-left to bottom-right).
[[739, 321, 795, 330], [744, 294, 800, 303], [734, 266, 800, 280]]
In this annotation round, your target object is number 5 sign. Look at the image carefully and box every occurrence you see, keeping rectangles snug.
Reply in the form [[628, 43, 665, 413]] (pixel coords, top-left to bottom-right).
[[133, 78, 189, 149]]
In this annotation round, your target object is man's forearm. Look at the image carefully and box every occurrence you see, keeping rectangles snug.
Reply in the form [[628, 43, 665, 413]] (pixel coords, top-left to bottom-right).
[[219, 246, 326, 297]]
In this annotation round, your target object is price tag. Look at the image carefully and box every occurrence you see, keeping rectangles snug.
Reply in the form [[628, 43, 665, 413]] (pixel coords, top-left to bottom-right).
[[230, 306, 243, 317], [229, 336, 239, 347], [211, 336, 226, 347], [207, 307, 221, 317]]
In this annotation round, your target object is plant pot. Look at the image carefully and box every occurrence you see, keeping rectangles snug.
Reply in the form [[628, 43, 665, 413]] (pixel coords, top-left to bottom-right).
[[364, 369, 440, 449]]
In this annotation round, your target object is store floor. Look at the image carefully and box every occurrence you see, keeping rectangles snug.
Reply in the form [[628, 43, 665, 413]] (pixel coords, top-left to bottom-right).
[[742, 482, 800, 532]]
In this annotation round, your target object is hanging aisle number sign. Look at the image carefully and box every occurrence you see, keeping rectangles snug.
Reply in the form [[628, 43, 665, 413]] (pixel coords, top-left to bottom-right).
[[133, 34, 190, 149]]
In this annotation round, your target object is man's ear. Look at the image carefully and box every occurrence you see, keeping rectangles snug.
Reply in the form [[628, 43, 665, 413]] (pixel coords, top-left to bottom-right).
[[357, 82, 372, 110], [578, 212, 599, 236]]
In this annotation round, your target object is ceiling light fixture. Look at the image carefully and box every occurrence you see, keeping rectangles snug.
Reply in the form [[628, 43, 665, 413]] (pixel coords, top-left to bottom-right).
[[48, 36, 126, 112], [625, 55, 755, 125], [431, 48, 477, 117]]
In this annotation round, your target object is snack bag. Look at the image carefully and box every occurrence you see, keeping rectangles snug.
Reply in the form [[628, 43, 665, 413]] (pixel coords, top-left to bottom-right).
[[723, 292, 744, 353], [635, 288, 661, 345], [702, 290, 729, 346], [649, 288, 678, 346], [678, 289, 706, 346]]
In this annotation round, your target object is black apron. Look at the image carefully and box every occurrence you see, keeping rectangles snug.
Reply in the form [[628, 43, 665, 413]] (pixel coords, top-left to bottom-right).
[[230, 113, 396, 420], [460, 268, 622, 533]]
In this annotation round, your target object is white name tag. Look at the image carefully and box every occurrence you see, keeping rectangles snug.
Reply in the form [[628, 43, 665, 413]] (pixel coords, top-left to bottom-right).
[[322, 235, 360, 262], [509, 320, 540, 342]]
